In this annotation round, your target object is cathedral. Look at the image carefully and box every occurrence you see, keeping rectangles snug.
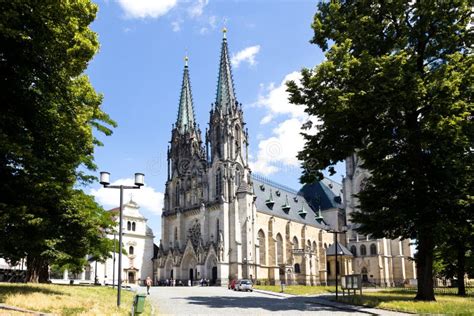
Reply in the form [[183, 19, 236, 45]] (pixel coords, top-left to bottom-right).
[[155, 30, 416, 287]]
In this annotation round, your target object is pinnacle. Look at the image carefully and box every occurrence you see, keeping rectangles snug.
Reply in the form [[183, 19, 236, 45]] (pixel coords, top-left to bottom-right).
[[215, 34, 236, 113], [176, 63, 195, 134]]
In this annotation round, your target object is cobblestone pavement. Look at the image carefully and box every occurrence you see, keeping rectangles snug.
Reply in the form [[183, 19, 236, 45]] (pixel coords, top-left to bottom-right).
[[144, 286, 406, 316]]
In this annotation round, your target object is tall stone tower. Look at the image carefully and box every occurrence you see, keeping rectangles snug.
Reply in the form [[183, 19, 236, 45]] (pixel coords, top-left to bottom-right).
[[158, 30, 257, 285], [206, 28, 255, 280], [162, 57, 207, 250]]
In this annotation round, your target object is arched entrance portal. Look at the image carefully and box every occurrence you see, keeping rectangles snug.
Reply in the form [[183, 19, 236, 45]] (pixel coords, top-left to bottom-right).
[[361, 267, 368, 282], [128, 271, 135, 284], [204, 252, 218, 285], [212, 266, 217, 285], [164, 257, 173, 280], [181, 252, 198, 284]]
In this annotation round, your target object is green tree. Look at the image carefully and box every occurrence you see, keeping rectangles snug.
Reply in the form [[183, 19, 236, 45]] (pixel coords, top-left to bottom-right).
[[0, 0, 116, 282], [435, 219, 474, 296], [287, 0, 472, 301]]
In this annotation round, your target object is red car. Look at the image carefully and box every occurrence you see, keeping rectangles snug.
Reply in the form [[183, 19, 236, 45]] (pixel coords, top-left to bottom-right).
[[228, 279, 236, 290]]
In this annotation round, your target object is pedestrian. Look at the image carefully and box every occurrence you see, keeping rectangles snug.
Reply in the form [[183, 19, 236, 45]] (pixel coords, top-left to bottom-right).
[[146, 276, 152, 295]]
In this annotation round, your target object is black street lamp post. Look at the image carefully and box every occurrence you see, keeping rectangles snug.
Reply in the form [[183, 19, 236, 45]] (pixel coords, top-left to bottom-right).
[[112, 233, 116, 289], [100, 171, 144, 308]]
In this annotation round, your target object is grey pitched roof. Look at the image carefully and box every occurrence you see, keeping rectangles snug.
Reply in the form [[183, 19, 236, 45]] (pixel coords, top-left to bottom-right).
[[251, 174, 326, 228], [298, 178, 343, 211], [326, 243, 353, 256]]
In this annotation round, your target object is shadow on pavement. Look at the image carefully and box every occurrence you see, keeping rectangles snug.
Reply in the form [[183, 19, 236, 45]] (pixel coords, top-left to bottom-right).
[[177, 295, 349, 313]]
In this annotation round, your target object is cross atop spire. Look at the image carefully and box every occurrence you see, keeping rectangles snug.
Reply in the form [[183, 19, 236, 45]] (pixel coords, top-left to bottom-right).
[[215, 28, 236, 113], [176, 56, 195, 134]]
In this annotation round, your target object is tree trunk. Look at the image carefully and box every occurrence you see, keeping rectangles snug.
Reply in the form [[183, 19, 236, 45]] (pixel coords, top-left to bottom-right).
[[415, 231, 436, 301], [26, 255, 49, 283], [456, 242, 466, 296]]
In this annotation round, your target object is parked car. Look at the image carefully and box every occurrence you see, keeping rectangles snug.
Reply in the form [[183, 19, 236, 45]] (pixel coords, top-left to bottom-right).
[[235, 279, 253, 292], [228, 279, 237, 290]]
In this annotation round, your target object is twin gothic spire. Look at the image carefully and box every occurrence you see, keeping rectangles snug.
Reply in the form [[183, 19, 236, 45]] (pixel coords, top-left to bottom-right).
[[176, 56, 195, 134], [175, 29, 237, 134], [215, 28, 236, 113]]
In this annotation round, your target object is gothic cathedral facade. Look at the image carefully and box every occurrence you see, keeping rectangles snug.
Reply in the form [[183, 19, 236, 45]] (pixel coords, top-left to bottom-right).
[[155, 33, 416, 287]]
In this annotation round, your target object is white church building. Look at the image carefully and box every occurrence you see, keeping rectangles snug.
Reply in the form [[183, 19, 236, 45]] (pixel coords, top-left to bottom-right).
[[51, 199, 156, 286]]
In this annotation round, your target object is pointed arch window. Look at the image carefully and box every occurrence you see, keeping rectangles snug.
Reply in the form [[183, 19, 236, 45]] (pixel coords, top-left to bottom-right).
[[215, 169, 222, 197], [235, 125, 241, 156], [292, 236, 299, 250], [276, 234, 283, 264], [258, 230, 266, 265], [294, 263, 301, 273], [360, 244, 367, 256], [350, 245, 357, 256], [370, 243, 377, 255], [175, 184, 180, 206], [235, 169, 241, 188]]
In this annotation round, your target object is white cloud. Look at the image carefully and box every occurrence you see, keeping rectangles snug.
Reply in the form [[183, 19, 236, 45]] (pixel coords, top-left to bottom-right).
[[171, 20, 182, 32], [117, 0, 177, 19], [250, 71, 319, 176], [90, 178, 164, 215], [252, 71, 306, 124], [250, 118, 306, 175], [188, 0, 209, 18], [208, 15, 217, 29], [231, 45, 261, 68], [197, 15, 217, 36]]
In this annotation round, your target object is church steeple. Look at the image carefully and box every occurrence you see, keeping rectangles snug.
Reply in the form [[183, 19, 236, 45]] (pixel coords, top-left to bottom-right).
[[207, 30, 249, 170], [165, 56, 206, 211], [215, 28, 236, 113], [176, 56, 195, 134]]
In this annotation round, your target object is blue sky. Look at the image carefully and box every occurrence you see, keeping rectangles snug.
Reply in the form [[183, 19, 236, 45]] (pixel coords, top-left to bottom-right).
[[87, 0, 345, 240]]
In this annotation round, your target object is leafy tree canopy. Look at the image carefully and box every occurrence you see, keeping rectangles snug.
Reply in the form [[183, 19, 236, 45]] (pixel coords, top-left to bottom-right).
[[287, 0, 472, 300], [0, 0, 116, 281]]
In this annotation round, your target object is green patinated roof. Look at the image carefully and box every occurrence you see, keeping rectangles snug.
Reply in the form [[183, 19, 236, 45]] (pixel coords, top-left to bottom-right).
[[215, 36, 236, 112], [176, 64, 195, 134]]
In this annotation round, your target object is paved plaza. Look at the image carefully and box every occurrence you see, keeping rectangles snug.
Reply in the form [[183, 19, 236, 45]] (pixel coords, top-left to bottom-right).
[[143, 286, 407, 316]]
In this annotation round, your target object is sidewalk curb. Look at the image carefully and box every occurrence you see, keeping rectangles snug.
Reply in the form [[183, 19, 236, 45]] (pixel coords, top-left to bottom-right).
[[0, 304, 51, 315], [251, 290, 412, 315], [309, 296, 413, 316], [252, 289, 295, 298]]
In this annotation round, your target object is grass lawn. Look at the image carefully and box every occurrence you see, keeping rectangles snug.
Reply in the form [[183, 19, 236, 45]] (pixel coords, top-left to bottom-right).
[[254, 285, 336, 295], [0, 283, 152, 315], [334, 289, 474, 315]]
